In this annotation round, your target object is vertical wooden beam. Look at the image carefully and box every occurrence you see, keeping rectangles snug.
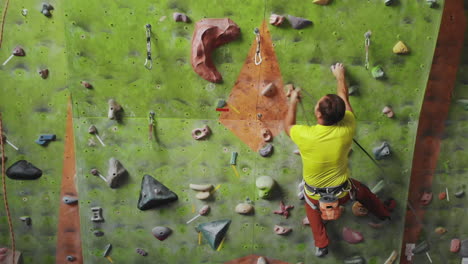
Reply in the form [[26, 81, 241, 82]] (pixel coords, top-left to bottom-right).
[[400, 1, 466, 263], [56, 97, 83, 263]]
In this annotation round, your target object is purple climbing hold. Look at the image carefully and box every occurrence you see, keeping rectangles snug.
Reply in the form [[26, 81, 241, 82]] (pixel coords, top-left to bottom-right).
[[287, 15, 312, 29], [259, 143, 274, 157], [342, 227, 364, 244], [173, 12, 190, 23], [152, 226, 172, 241], [136, 248, 148, 256], [38, 69, 49, 79], [13, 46, 25, 56]]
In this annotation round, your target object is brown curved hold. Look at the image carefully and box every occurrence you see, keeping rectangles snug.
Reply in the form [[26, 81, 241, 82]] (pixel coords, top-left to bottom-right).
[[191, 18, 240, 83]]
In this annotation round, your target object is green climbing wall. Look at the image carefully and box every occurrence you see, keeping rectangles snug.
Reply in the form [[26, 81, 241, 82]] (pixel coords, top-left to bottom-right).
[[415, 2, 468, 264], [0, 0, 446, 263]]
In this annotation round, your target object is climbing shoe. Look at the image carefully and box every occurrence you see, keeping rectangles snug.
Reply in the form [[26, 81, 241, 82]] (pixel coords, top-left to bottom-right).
[[315, 247, 329, 257]]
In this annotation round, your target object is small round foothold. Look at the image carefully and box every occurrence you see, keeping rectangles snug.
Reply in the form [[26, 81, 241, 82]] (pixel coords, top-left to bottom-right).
[[66, 255, 76, 262], [90, 168, 99, 175]]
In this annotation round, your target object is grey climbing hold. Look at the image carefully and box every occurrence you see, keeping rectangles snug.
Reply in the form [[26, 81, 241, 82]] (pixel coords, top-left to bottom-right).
[[342, 227, 363, 244], [217, 99, 226, 108], [35, 134, 56, 146], [461, 239, 468, 257], [66, 255, 76, 262], [6, 160, 42, 180], [19, 216, 31, 226], [137, 174, 178, 210], [427, 0, 437, 8], [371, 66, 385, 79], [88, 125, 97, 134], [373, 142, 391, 160], [152, 226, 172, 241], [173, 12, 190, 23], [302, 217, 310, 225], [274, 225, 292, 235], [235, 203, 254, 214], [62, 196, 78, 205], [102, 244, 112, 257], [107, 158, 128, 188], [195, 191, 211, 200], [257, 256, 268, 264], [261, 83, 276, 97], [230, 151, 238, 165], [256, 176, 275, 199], [38, 69, 49, 79], [384, 0, 394, 6], [259, 143, 274, 157], [93, 230, 104, 237], [455, 190, 465, 198], [136, 248, 148, 256], [298, 181, 305, 200], [91, 207, 104, 222], [22, 9, 28, 16], [108, 99, 123, 120], [348, 86, 358, 96], [412, 240, 429, 254], [344, 256, 365, 264], [286, 15, 312, 29], [41, 3, 54, 17], [196, 219, 231, 250]]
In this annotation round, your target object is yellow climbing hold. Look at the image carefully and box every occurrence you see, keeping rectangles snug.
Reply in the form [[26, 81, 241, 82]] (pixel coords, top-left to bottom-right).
[[313, 0, 331, 4], [393, 41, 410, 54]]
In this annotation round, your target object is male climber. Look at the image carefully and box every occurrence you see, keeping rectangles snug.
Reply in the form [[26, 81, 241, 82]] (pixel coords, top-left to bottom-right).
[[284, 63, 395, 257]]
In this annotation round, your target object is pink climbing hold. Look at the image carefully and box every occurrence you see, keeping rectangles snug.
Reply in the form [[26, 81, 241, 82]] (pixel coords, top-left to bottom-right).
[[342, 227, 364, 244], [450, 238, 461, 253]]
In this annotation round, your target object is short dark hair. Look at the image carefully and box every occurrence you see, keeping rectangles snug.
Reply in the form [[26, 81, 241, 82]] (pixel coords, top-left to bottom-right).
[[318, 94, 346, 125]]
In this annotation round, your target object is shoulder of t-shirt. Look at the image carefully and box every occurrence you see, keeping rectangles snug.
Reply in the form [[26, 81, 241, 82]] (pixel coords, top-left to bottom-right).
[[339, 111, 356, 127], [290, 125, 312, 142]]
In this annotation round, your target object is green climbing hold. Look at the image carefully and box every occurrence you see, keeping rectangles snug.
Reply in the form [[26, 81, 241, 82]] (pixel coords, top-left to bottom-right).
[[371, 66, 385, 79], [230, 152, 238, 165], [196, 219, 231, 250]]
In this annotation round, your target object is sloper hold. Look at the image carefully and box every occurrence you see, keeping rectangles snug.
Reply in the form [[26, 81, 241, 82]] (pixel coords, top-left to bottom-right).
[[137, 174, 178, 210], [196, 219, 231, 250], [106, 158, 128, 188], [342, 227, 363, 244], [393, 41, 410, 54], [191, 18, 241, 83], [6, 160, 42, 180], [286, 15, 312, 29], [152, 226, 172, 241]]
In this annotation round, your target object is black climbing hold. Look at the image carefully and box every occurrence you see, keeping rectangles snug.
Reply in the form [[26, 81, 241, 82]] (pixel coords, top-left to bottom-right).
[[196, 219, 231, 250], [412, 240, 429, 254], [41, 3, 54, 17], [19, 216, 32, 226], [151, 226, 172, 241], [66, 255, 76, 262], [6, 160, 42, 180], [137, 174, 178, 210], [107, 158, 128, 188], [461, 239, 468, 257], [38, 69, 49, 79], [384, 0, 394, 6], [455, 190, 465, 198], [102, 244, 112, 257], [217, 99, 226, 108], [136, 248, 148, 256], [62, 196, 78, 205], [286, 15, 312, 29], [373, 142, 391, 160], [93, 230, 104, 237], [259, 144, 274, 157], [427, 0, 437, 8]]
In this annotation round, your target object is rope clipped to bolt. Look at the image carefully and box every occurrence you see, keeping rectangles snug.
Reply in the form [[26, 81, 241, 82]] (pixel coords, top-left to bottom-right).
[[144, 24, 153, 69], [364, 30, 371, 70], [254, 28, 262, 66], [0, 113, 16, 264]]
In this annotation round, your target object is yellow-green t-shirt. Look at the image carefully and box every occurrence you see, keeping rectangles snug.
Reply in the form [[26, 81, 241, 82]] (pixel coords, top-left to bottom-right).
[[290, 111, 356, 200]]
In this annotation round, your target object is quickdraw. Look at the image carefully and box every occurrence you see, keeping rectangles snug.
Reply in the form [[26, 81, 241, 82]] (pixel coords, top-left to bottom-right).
[[144, 24, 153, 69]]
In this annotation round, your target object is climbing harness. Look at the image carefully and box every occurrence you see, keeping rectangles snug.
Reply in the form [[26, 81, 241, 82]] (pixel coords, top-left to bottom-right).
[[254, 28, 262, 65], [304, 180, 351, 221], [364, 30, 371, 70], [148, 111, 155, 140], [144, 24, 153, 70]]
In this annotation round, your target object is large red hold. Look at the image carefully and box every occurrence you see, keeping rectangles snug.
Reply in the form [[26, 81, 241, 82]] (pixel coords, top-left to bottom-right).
[[191, 18, 240, 83]]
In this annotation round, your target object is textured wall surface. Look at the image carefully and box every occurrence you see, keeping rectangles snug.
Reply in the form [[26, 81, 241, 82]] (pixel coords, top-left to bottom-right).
[[0, 0, 447, 263]]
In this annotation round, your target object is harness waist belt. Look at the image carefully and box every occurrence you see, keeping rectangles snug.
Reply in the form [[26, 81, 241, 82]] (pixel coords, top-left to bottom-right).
[[304, 180, 349, 196]]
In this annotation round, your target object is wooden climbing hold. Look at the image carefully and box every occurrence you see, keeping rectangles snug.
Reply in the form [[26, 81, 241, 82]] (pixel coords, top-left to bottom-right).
[[435, 227, 447, 235], [269, 14, 285, 26], [382, 106, 394, 118], [393, 41, 410, 54]]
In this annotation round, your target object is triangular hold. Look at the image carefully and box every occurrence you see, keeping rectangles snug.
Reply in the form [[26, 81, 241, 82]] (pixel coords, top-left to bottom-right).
[[6, 160, 42, 180], [137, 174, 178, 210], [219, 20, 288, 151], [196, 219, 231, 250]]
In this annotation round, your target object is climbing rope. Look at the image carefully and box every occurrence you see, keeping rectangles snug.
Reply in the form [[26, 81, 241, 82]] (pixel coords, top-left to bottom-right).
[[364, 30, 371, 70], [254, 28, 262, 66], [0, 113, 16, 264], [144, 24, 152, 69], [0, 0, 10, 48]]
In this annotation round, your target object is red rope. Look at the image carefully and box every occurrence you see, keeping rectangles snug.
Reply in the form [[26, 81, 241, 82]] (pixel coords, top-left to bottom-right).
[[0, 113, 15, 263]]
